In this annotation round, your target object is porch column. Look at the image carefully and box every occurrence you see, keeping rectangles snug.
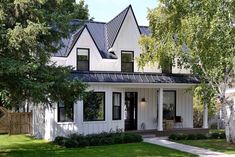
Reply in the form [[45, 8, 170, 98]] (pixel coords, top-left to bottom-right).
[[158, 88, 163, 131], [203, 103, 208, 129]]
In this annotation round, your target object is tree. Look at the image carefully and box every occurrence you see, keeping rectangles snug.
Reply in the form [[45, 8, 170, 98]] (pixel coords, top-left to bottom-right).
[[0, 0, 89, 109], [192, 84, 218, 128], [138, 0, 235, 143]]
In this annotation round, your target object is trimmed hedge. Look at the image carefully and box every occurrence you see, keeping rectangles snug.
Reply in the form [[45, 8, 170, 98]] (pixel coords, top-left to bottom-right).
[[169, 132, 226, 141], [54, 132, 143, 148]]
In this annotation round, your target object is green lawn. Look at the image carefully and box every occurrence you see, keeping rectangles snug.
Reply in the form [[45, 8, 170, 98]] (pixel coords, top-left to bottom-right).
[[0, 135, 196, 157], [176, 139, 235, 154]]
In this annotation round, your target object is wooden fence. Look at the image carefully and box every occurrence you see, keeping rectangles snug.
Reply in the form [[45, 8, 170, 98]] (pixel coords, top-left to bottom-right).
[[0, 107, 32, 135], [0, 107, 9, 134]]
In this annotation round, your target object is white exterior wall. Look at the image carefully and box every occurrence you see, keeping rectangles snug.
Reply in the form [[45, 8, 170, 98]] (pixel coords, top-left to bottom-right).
[[111, 10, 161, 73], [50, 9, 189, 73], [41, 84, 193, 140], [32, 105, 46, 139], [176, 89, 193, 128], [38, 8, 194, 140]]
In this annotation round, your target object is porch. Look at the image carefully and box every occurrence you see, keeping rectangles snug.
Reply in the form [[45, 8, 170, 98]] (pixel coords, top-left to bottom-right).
[[73, 71, 209, 136]]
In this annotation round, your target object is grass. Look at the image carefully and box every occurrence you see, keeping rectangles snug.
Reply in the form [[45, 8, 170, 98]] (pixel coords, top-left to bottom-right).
[[0, 135, 196, 157], [176, 139, 235, 154]]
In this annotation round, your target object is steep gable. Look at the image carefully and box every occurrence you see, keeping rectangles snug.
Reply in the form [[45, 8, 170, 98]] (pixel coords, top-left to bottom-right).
[[54, 5, 150, 59], [106, 5, 141, 49]]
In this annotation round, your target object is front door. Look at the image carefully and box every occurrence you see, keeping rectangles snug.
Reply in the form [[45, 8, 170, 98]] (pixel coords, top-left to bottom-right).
[[124, 92, 137, 131]]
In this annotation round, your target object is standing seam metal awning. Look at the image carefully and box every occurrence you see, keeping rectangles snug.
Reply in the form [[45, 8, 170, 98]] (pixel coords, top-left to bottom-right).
[[71, 71, 200, 84]]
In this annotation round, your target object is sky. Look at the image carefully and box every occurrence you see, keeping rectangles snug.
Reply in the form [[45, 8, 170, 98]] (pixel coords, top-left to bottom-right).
[[77, 0, 158, 26]]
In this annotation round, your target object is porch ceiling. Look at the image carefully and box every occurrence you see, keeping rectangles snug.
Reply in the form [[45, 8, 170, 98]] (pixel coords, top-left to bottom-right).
[[71, 71, 200, 84]]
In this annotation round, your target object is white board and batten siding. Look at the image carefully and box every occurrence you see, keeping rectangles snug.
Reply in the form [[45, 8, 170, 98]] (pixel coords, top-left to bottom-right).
[[50, 8, 189, 74], [41, 84, 193, 140], [41, 7, 194, 140]]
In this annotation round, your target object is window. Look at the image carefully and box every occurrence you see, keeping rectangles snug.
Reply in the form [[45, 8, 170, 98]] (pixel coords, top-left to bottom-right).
[[163, 91, 176, 120], [121, 51, 134, 72], [113, 92, 122, 120], [83, 92, 105, 121], [77, 48, 89, 71], [58, 102, 74, 122]]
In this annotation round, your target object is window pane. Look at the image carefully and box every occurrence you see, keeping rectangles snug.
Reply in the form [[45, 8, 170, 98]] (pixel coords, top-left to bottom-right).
[[77, 48, 89, 71], [78, 55, 88, 61], [121, 52, 133, 62], [163, 91, 175, 120], [59, 102, 65, 107], [114, 93, 121, 106], [58, 102, 74, 122], [113, 107, 120, 120], [121, 52, 134, 72], [121, 63, 133, 72], [77, 61, 89, 71], [78, 49, 88, 56], [84, 92, 105, 121], [59, 108, 65, 122], [113, 93, 121, 120]]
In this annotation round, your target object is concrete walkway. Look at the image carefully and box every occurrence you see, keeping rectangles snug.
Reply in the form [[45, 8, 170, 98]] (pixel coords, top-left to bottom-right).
[[144, 137, 232, 157]]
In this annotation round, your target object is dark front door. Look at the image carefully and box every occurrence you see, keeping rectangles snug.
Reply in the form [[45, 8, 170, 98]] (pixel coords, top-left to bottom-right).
[[124, 92, 137, 131]]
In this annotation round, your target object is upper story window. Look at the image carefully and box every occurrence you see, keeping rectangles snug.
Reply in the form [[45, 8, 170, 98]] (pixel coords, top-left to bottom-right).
[[121, 51, 134, 72], [77, 48, 89, 71]]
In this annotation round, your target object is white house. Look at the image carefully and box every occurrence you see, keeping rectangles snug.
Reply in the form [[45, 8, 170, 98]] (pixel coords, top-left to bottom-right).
[[33, 5, 207, 141]]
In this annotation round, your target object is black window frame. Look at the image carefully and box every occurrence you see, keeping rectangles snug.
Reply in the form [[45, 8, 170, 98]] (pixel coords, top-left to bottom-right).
[[121, 51, 134, 72], [57, 102, 74, 123], [77, 48, 90, 71], [163, 90, 176, 121], [83, 92, 105, 122], [112, 92, 122, 120]]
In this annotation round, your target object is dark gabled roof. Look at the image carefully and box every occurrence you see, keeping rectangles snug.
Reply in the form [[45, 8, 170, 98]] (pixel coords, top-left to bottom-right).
[[86, 22, 117, 59], [54, 5, 151, 59], [139, 26, 151, 36], [106, 5, 130, 49], [71, 71, 200, 84], [54, 26, 84, 57]]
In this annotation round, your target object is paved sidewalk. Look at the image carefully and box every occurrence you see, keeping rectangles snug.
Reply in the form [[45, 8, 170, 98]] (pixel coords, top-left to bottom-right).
[[144, 137, 232, 157]]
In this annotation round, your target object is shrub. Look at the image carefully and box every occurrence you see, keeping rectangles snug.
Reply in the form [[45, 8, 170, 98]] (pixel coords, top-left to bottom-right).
[[219, 132, 226, 139], [113, 133, 123, 144], [169, 133, 208, 140], [196, 134, 207, 140], [54, 136, 67, 146], [209, 132, 226, 139], [169, 134, 189, 140], [169, 132, 225, 141], [64, 138, 78, 148], [99, 137, 115, 145], [186, 134, 197, 140], [209, 132, 220, 139], [169, 134, 178, 140], [53, 132, 143, 148]]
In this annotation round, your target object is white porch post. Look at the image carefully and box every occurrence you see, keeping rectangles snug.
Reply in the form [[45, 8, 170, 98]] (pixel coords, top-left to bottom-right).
[[203, 103, 208, 129], [158, 88, 163, 131]]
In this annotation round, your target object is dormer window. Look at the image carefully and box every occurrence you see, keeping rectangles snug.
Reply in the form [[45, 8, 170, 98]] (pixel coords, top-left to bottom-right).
[[77, 48, 89, 71], [121, 51, 134, 72]]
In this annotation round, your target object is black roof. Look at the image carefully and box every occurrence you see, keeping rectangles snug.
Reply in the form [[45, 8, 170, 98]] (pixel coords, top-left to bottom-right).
[[71, 71, 200, 84], [54, 5, 151, 58]]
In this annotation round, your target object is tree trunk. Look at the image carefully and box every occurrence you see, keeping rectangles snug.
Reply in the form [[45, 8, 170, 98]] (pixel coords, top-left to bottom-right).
[[0, 100, 3, 107], [222, 101, 235, 143]]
